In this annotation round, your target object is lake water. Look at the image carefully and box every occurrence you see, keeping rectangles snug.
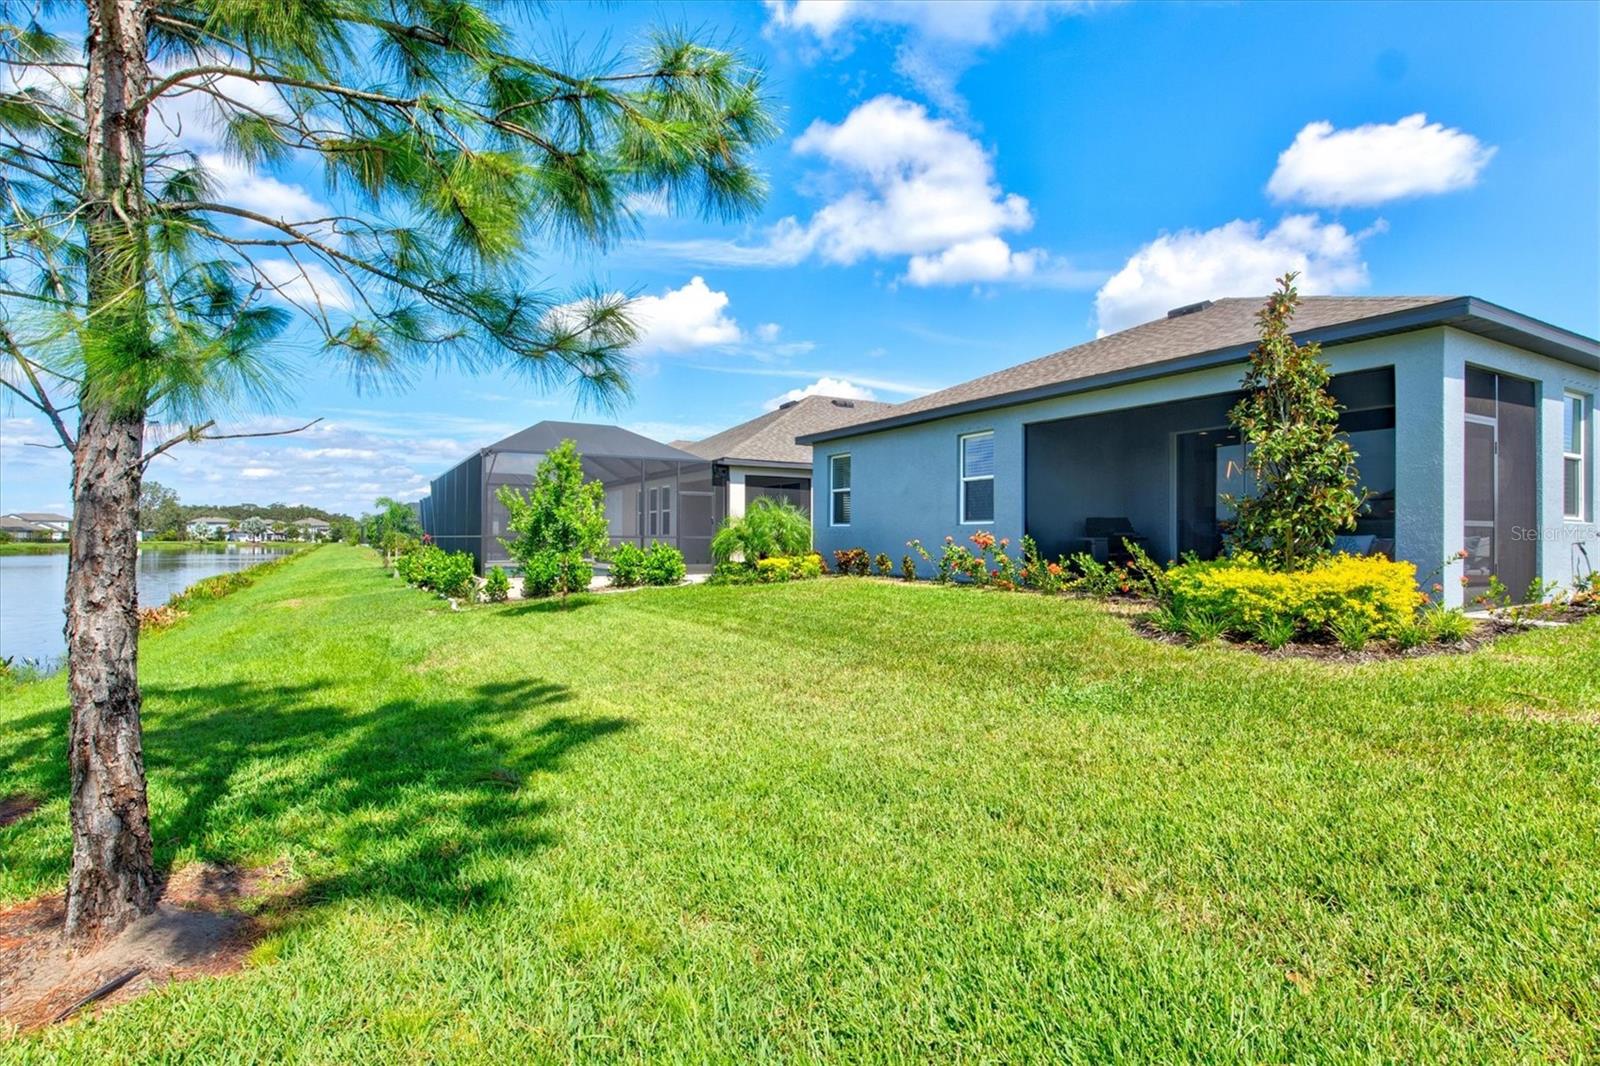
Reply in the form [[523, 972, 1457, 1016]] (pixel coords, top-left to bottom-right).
[[0, 546, 295, 668]]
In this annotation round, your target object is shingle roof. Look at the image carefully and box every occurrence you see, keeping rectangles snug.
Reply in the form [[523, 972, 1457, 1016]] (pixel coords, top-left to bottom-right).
[[678, 395, 896, 466], [487, 420, 703, 461], [799, 295, 1600, 444], [0, 516, 48, 532], [862, 296, 1447, 423], [9, 511, 69, 523]]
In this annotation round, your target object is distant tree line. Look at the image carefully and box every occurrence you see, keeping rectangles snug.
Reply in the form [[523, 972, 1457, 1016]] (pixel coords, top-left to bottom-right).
[[138, 481, 356, 540]]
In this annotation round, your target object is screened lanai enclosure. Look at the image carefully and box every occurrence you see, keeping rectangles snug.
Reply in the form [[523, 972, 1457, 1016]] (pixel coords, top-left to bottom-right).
[[420, 421, 716, 572], [1023, 369, 1398, 564]]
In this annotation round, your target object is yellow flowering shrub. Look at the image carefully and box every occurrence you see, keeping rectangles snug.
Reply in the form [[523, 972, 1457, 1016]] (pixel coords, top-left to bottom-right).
[[755, 553, 825, 582], [1168, 552, 1424, 640]]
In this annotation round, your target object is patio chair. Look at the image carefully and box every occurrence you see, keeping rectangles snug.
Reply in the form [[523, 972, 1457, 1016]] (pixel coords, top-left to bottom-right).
[[1073, 517, 1151, 565]]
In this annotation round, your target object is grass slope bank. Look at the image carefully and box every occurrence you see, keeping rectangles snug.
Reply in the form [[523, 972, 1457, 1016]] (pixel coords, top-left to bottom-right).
[[2, 545, 1597, 1061]]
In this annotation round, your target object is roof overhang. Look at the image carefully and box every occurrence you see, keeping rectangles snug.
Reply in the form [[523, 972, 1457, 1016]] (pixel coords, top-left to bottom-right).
[[797, 297, 1600, 445], [713, 457, 812, 471]]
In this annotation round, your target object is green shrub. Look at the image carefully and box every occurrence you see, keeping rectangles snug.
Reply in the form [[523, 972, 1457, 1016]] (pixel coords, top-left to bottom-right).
[[609, 542, 646, 588], [833, 548, 870, 576], [1068, 553, 1125, 599], [1123, 539, 1172, 605], [1182, 608, 1228, 644], [427, 549, 477, 599], [1148, 606, 1186, 635], [1392, 621, 1427, 650], [1329, 612, 1371, 652], [1251, 614, 1296, 650], [709, 562, 759, 585], [521, 549, 589, 598], [484, 566, 510, 603], [901, 554, 917, 582], [711, 497, 811, 564], [873, 552, 893, 577], [1421, 604, 1473, 643], [395, 543, 476, 598], [1166, 552, 1422, 642], [641, 542, 686, 586]]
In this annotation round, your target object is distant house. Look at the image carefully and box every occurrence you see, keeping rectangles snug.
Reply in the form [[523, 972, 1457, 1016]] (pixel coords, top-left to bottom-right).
[[674, 395, 893, 519], [2, 512, 70, 540], [420, 400, 896, 572], [1, 515, 54, 541], [292, 517, 332, 541], [186, 516, 233, 539], [800, 295, 1599, 605]]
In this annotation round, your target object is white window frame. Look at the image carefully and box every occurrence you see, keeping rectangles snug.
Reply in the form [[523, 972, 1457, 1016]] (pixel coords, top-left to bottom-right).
[[829, 453, 852, 527], [1565, 390, 1590, 521], [959, 431, 995, 525]]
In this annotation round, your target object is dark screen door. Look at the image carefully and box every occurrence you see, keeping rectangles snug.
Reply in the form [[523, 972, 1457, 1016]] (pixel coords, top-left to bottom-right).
[[1464, 368, 1537, 601]]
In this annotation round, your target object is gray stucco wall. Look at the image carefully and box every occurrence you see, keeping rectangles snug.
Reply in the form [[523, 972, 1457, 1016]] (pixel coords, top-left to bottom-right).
[[811, 326, 1599, 606]]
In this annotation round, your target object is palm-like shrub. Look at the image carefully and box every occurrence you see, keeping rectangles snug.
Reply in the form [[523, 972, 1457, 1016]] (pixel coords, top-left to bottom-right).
[[710, 498, 811, 564]]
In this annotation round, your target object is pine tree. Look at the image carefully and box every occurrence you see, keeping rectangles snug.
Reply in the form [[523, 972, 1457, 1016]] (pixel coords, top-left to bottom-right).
[[1, 2, 772, 940]]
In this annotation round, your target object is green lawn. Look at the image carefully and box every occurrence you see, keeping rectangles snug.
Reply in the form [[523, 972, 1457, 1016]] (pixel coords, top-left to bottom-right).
[[2, 545, 1597, 1062]]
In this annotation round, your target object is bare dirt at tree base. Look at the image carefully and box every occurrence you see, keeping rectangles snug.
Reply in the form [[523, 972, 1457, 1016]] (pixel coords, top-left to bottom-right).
[[0, 862, 294, 1033]]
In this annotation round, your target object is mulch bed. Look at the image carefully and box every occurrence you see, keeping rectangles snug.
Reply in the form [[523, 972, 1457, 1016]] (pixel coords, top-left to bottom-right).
[[1127, 604, 1595, 661], [0, 862, 297, 1033]]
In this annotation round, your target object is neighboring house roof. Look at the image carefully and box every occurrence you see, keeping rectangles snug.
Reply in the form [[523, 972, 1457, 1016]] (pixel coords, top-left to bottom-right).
[[188, 515, 233, 524], [0, 516, 48, 532], [799, 295, 1600, 444], [8, 511, 70, 523], [487, 420, 704, 462], [678, 395, 896, 467], [292, 517, 331, 527]]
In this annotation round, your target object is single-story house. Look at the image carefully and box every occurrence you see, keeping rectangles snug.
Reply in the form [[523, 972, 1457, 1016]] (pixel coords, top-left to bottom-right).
[[800, 296, 1599, 606], [422, 399, 891, 572], [673, 394, 893, 519], [422, 421, 716, 571], [187, 516, 233, 538], [2, 512, 70, 540]]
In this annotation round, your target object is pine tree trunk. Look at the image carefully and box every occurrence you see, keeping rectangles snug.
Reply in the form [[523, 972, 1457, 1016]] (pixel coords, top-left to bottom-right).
[[65, 0, 156, 943]]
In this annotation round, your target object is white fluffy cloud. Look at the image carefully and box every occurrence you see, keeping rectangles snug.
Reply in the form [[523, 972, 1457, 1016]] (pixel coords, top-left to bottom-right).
[[763, 376, 878, 410], [792, 96, 1033, 267], [257, 259, 355, 313], [651, 96, 1077, 288], [905, 236, 1047, 286], [1093, 214, 1382, 335], [765, 1, 1090, 113], [198, 153, 327, 224], [765, 0, 1073, 44], [629, 277, 744, 354], [1267, 114, 1496, 208]]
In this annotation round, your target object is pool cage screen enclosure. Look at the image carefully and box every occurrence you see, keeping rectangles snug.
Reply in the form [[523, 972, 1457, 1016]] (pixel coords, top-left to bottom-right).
[[420, 421, 716, 572]]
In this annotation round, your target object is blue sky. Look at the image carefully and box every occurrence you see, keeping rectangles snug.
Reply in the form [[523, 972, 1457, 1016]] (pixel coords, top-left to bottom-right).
[[3, 0, 1596, 518]]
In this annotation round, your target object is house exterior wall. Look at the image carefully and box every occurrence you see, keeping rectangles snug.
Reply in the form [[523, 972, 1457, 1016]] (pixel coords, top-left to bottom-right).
[[1441, 330, 1600, 597], [726, 464, 812, 520], [811, 326, 1599, 604]]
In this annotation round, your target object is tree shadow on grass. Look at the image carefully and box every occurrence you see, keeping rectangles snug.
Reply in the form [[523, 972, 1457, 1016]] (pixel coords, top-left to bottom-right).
[[0, 677, 632, 915], [502, 595, 600, 616]]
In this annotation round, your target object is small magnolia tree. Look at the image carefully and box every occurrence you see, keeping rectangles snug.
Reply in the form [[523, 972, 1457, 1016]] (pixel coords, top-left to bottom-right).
[[498, 440, 607, 598], [1224, 274, 1364, 571]]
